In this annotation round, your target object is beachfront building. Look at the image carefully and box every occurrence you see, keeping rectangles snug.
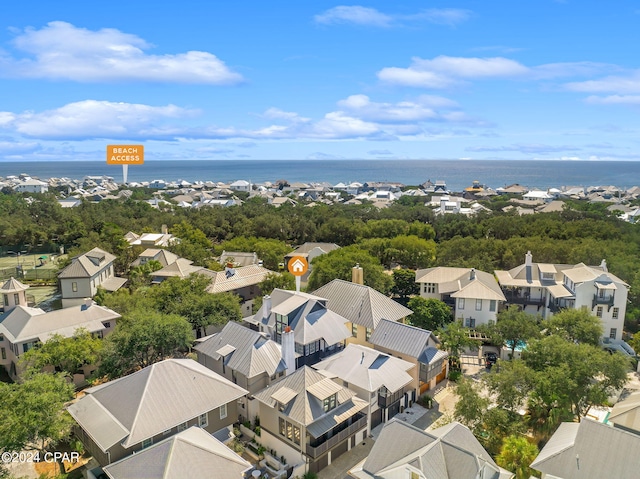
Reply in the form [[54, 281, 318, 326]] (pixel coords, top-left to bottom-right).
[[312, 274, 411, 348], [58, 247, 127, 308], [67, 359, 248, 467], [246, 289, 351, 368], [415, 267, 506, 327], [495, 252, 628, 340], [0, 298, 119, 381], [313, 344, 414, 433], [253, 366, 368, 475]]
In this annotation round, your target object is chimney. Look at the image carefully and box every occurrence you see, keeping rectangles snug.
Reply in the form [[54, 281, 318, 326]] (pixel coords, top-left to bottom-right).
[[161, 224, 168, 235], [262, 295, 272, 321], [600, 259, 608, 272], [352, 263, 364, 285], [525, 251, 533, 267], [470, 268, 476, 280], [282, 326, 296, 375]]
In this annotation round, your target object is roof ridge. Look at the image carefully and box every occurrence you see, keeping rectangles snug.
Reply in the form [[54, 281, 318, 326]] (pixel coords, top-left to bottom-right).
[[126, 363, 156, 446], [162, 432, 178, 479]]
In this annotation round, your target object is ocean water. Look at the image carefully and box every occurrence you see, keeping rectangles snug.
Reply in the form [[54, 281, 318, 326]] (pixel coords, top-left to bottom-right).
[[1, 159, 639, 192]]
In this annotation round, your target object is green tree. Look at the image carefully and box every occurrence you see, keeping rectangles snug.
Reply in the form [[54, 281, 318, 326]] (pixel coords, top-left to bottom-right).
[[169, 221, 213, 266], [542, 308, 603, 346], [259, 272, 295, 295], [496, 435, 539, 479], [480, 408, 527, 457], [407, 297, 452, 331], [437, 321, 478, 370], [20, 328, 103, 376], [100, 310, 192, 377], [453, 378, 489, 433], [128, 259, 163, 290], [307, 246, 393, 293], [493, 306, 541, 358], [391, 268, 419, 300], [387, 235, 436, 269], [0, 373, 74, 453], [216, 236, 292, 271], [484, 359, 535, 413]]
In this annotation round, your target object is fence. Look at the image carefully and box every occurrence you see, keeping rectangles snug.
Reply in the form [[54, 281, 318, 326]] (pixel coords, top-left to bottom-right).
[[0, 267, 57, 282]]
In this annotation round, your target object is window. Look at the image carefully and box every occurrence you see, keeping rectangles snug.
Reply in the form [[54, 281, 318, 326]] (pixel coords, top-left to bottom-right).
[[457, 298, 465, 310], [489, 300, 496, 312], [141, 438, 153, 449], [599, 288, 605, 298], [612, 307, 619, 319], [0, 334, 4, 342], [295, 343, 304, 355], [13, 293, 19, 304], [219, 403, 227, 420], [72, 282, 78, 292], [464, 318, 476, 328], [293, 425, 300, 444], [366, 328, 373, 341], [2, 294, 7, 305], [308, 341, 318, 355], [323, 394, 337, 412], [1, 348, 6, 360], [275, 313, 288, 342], [475, 299, 482, 311], [610, 328, 617, 339], [279, 371, 285, 377], [162, 428, 172, 435], [411, 472, 420, 479], [596, 306, 603, 318], [103, 322, 111, 329], [286, 422, 293, 441], [423, 283, 435, 294], [199, 413, 208, 428], [279, 417, 286, 436], [178, 422, 188, 432], [352, 323, 358, 337]]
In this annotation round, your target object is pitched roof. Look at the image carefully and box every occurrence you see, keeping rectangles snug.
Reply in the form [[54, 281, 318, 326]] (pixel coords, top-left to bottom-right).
[[253, 289, 351, 346], [313, 344, 414, 393], [219, 251, 259, 267], [369, 319, 438, 359], [312, 279, 411, 329], [103, 427, 251, 479], [357, 419, 510, 479], [0, 277, 29, 292], [531, 419, 640, 479], [0, 302, 120, 343], [285, 242, 340, 257], [58, 247, 116, 279], [151, 258, 204, 279], [608, 391, 640, 433], [205, 265, 275, 294], [67, 359, 248, 450], [253, 366, 367, 429], [416, 268, 505, 301], [193, 321, 286, 378], [131, 249, 179, 267]]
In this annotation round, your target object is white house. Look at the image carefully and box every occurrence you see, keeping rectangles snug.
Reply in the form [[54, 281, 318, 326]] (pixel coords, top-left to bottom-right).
[[229, 180, 251, 192], [14, 178, 49, 194], [415, 267, 506, 327], [523, 190, 553, 203], [495, 252, 628, 340]]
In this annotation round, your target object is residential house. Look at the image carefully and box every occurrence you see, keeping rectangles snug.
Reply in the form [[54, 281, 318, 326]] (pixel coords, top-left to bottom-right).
[[150, 258, 206, 283], [253, 366, 368, 475], [415, 267, 506, 327], [130, 248, 179, 268], [495, 252, 628, 339], [229, 180, 251, 192], [13, 178, 49, 194], [348, 419, 513, 479], [0, 298, 119, 381], [219, 251, 261, 267], [284, 243, 340, 280], [531, 418, 640, 479], [58, 247, 127, 308], [313, 344, 414, 433], [205, 265, 275, 317], [124, 225, 176, 247], [369, 319, 448, 395], [312, 277, 412, 347], [608, 391, 640, 435], [430, 195, 490, 216], [246, 289, 351, 368], [194, 320, 286, 420], [102, 426, 251, 479], [523, 190, 553, 203], [67, 358, 248, 466]]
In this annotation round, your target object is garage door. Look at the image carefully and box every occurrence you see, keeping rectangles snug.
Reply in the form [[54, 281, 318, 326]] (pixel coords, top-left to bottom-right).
[[310, 453, 329, 473], [388, 401, 401, 419], [371, 408, 383, 429], [332, 438, 349, 460]]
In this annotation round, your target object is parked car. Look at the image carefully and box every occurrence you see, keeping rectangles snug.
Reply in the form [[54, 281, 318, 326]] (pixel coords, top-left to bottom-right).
[[484, 352, 498, 368]]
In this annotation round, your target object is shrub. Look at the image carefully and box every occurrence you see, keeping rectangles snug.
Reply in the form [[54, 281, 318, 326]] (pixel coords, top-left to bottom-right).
[[449, 370, 462, 382], [254, 426, 261, 436]]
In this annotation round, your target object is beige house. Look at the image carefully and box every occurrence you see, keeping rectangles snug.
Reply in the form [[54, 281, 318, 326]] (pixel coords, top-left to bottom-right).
[[253, 366, 368, 475], [415, 267, 506, 327], [130, 248, 179, 268], [312, 277, 411, 348], [205, 265, 276, 317], [314, 344, 414, 434], [369, 319, 448, 396], [495, 252, 628, 340], [58, 247, 127, 307], [68, 359, 248, 466]]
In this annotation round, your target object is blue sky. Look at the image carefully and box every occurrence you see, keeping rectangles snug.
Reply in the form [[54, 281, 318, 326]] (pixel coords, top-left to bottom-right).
[[1, 0, 639, 162]]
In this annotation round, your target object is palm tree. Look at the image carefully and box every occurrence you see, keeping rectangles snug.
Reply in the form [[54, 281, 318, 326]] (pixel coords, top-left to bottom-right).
[[496, 435, 539, 479]]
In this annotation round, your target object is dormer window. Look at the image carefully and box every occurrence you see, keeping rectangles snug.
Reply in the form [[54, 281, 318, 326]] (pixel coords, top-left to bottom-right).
[[323, 393, 337, 412]]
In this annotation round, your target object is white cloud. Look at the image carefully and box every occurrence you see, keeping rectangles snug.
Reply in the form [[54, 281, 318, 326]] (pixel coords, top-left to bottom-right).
[[0, 21, 243, 84], [566, 72, 640, 94], [315, 6, 393, 27], [1, 100, 197, 139], [337, 94, 440, 122], [262, 108, 310, 122], [0, 140, 41, 154], [466, 143, 582, 154], [584, 95, 640, 105], [314, 6, 470, 28]]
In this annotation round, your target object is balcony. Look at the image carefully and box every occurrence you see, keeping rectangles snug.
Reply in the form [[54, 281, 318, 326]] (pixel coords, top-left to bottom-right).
[[503, 290, 546, 310], [305, 416, 367, 459], [378, 389, 404, 409], [592, 294, 615, 311]]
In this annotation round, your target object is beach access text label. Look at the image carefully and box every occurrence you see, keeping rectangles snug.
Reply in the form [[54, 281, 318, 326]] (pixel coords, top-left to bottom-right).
[[106, 145, 144, 165]]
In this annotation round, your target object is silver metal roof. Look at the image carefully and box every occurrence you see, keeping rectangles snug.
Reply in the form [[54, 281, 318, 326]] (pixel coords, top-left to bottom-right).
[[205, 265, 275, 294], [58, 247, 116, 279], [312, 279, 411, 329], [369, 319, 439, 360], [103, 426, 251, 479]]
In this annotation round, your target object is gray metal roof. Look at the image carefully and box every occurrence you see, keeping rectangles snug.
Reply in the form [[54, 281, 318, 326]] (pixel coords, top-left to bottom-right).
[[193, 321, 285, 378], [253, 366, 365, 428], [312, 279, 411, 329], [360, 420, 509, 479], [369, 319, 439, 360], [151, 258, 204, 279], [313, 344, 413, 393], [0, 277, 29, 292], [58, 247, 116, 279], [609, 391, 640, 433], [285, 242, 340, 257], [103, 426, 251, 479], [531, 419, 640, 478], [68, 359, 248, 449], [205, 265, 275, 294]]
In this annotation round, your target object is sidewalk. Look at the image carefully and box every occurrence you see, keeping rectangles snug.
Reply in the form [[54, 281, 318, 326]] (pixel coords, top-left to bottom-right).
[[317, 436, 374, 479]]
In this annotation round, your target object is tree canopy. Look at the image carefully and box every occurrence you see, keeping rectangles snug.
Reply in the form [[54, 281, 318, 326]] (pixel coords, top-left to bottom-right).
[[407, 297, 452, 331]]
